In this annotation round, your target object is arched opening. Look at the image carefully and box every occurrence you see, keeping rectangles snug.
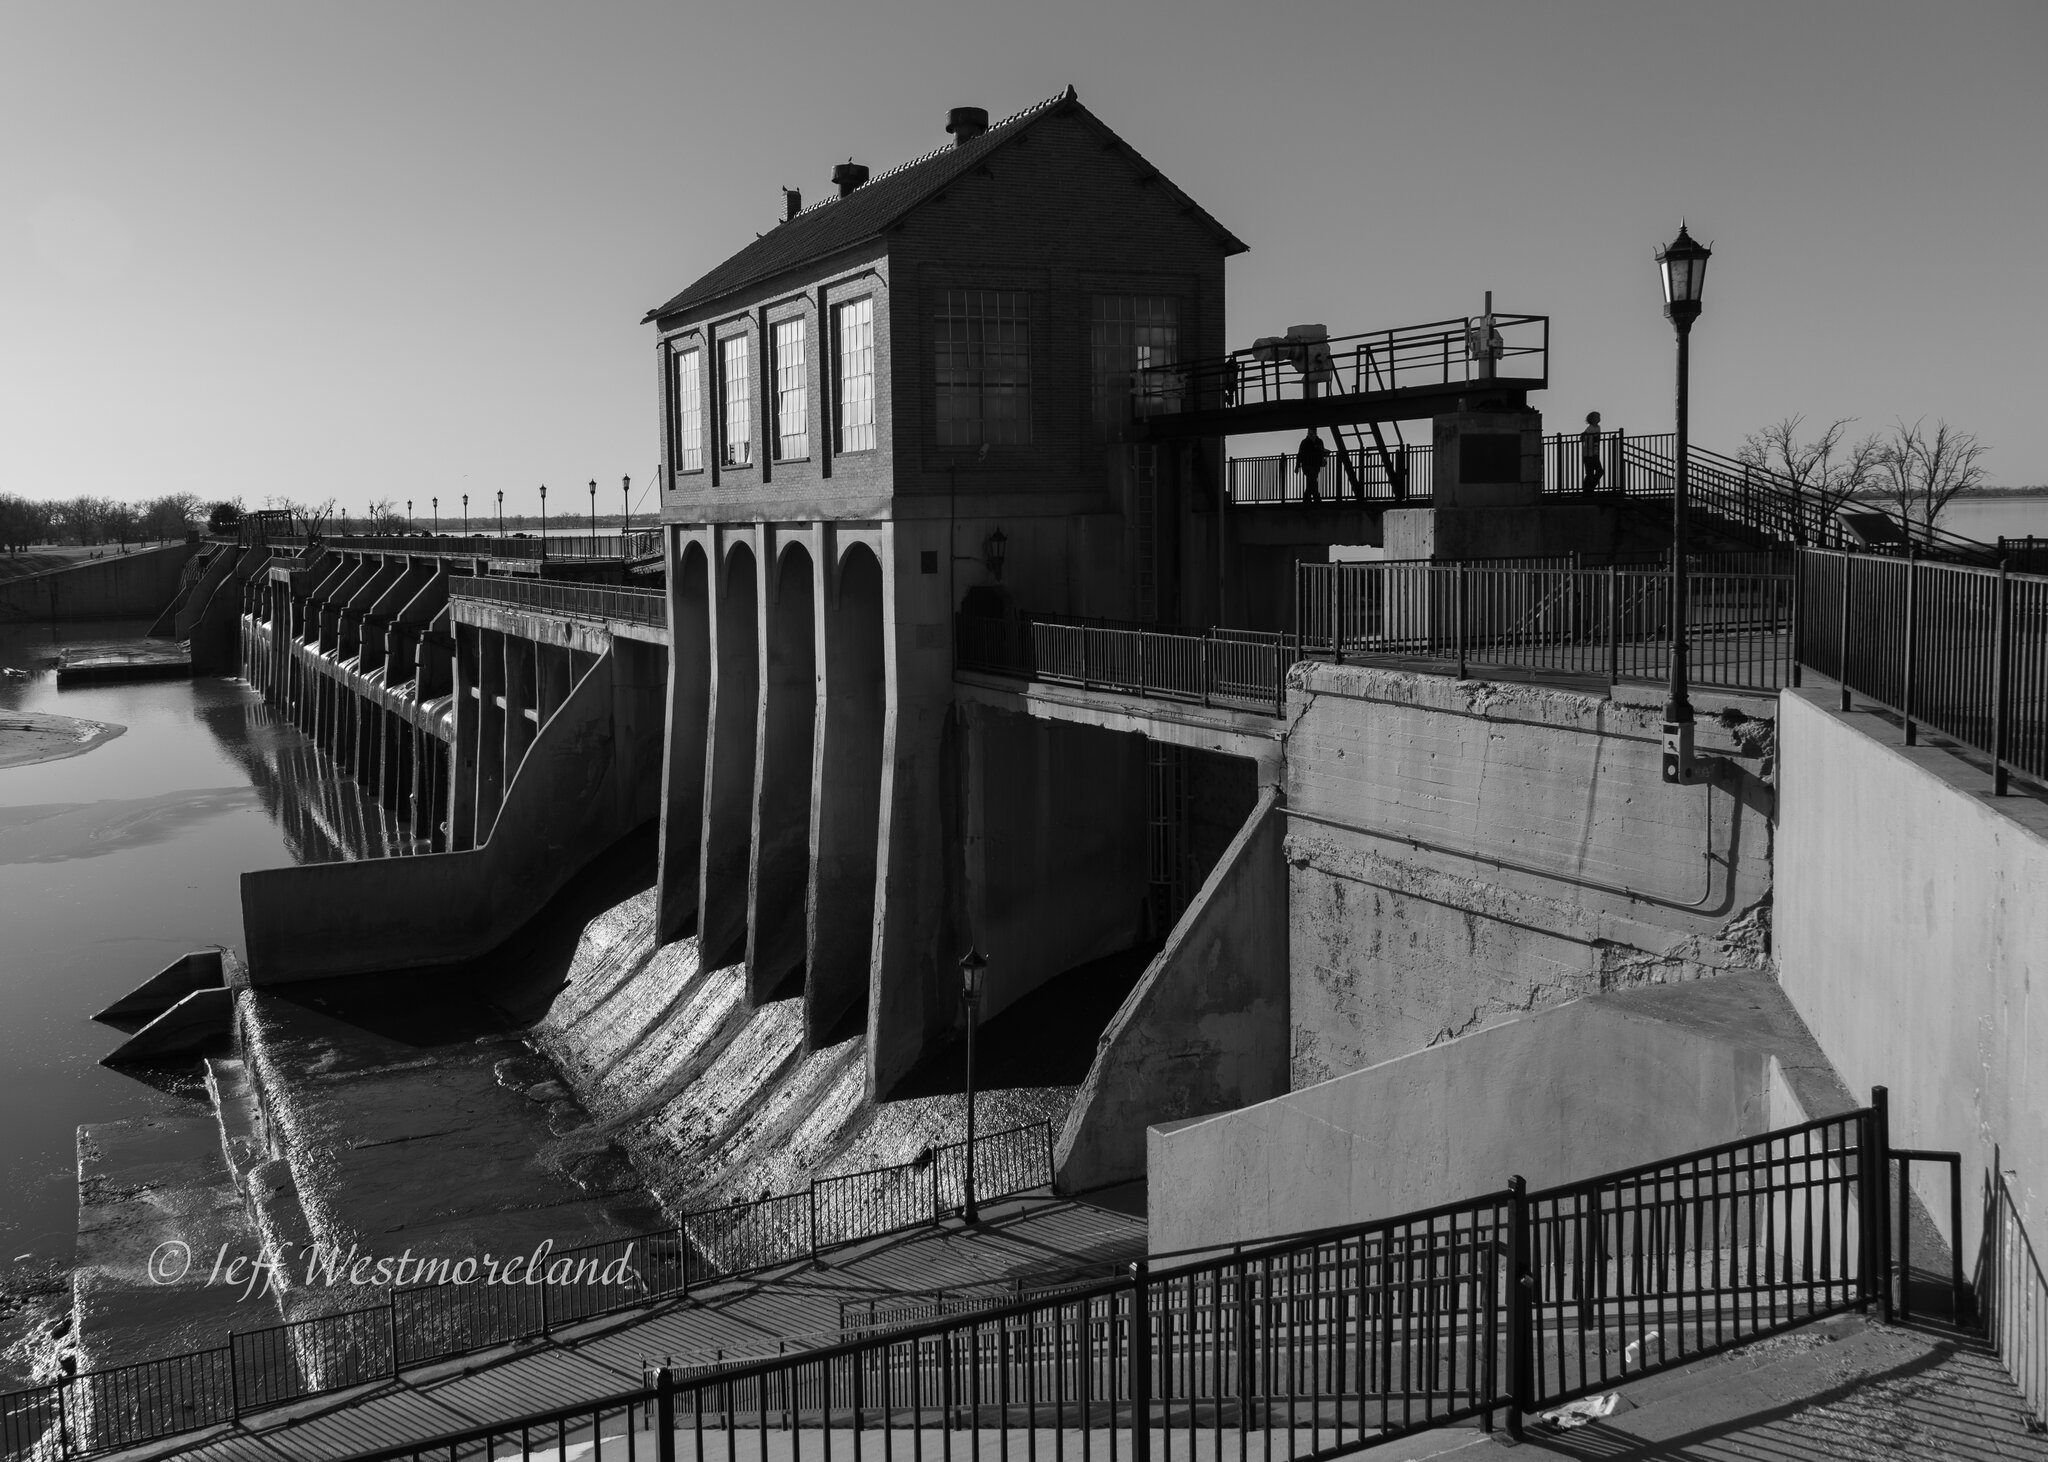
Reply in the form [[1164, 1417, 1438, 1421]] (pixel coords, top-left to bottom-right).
[[698, 541, 759, 969], [806, 544, 886, 1045], [748, 541, 817, 1003], [657, 539, 712, 943]]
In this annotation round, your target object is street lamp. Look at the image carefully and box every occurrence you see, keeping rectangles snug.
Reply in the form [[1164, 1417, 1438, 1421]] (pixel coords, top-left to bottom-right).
[[622, 474, 631, 536], [406, 499, 413, 534], [539, 483, 548, 542], [462, 494, 469, 536], [589, 479, 597, 540], [1655, 221, 1711, 784], [496, 489, 504, 535], [432, 496, 439, 534], [957, 947, 987, 1223]]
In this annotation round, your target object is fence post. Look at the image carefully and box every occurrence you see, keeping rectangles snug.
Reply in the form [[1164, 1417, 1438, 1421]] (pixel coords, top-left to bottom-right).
[[1897, 1155, 1915, 1324], [1329, 565, 1342, 664], [1873, 1086, 1894, 1323], [809, 1182, 821, 1257], [1838, 554, 1854, 712], [1992, 562, 2012, 797], [540, 1271, 551, 1337], [1504, 1176, 1531, 1438], [1130, 1262, 1153, 1462], [1606, 564, 1620, 691], [388, 1289, 401, 1378], [1791, 551, 1804, 688], [1902, 552, 1919, 744], [227, 1333, 240, 1419], [655, 1365, 677, 1462], [1455, 564, 1469, 680]]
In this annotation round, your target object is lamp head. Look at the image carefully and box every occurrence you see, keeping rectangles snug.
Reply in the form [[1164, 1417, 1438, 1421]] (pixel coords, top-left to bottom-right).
[[1656, 221, 1712, 326], [957, 947, 988, 1005], [983, 527, 1008, 580]]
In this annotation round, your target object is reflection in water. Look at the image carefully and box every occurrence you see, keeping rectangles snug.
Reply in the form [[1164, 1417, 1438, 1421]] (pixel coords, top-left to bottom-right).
[[194, 697, 429, 862]]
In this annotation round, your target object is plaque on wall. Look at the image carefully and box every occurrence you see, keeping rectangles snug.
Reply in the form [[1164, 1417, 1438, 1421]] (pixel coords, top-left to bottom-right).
[[1459, 433, 1522, 484]]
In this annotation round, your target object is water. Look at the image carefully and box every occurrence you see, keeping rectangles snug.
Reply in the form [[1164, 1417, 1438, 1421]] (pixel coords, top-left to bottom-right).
[[1943, 495, 2048, 546], [0, 620, 396, 1262]]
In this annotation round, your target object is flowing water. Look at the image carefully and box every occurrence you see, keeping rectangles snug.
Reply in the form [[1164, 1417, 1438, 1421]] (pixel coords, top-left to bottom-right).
[[0, 619, 398, 1262]]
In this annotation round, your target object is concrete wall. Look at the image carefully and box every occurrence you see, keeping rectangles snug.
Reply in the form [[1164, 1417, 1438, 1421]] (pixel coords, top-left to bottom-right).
[[1148, 995, 1773, 1253], [1776, 688, 2048, 1306], [241, 642, 659, 980], [0, 541, 200, 621], [1056, 788, 1289, 1194], [1284, 663, 1776, 1088]]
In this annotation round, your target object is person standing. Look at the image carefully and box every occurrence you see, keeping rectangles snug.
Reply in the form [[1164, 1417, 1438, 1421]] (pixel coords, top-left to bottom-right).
[[1581, 411, 1607, 492], [1297, 428, 1331, 504]]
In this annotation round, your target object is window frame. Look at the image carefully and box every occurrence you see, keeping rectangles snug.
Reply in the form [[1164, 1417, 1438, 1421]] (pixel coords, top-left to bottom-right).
[[671, 344, 705, 475], [934, 288, 1032, 450], [833, 296, 877, 455], [718, 333, 753, 469], [770, 316, 810, 463], [1090, 294, 1182, 432]]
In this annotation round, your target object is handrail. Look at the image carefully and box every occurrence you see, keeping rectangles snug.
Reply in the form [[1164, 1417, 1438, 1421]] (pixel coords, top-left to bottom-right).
[[956, 614, 1295, 716], [448, 575, 668, 628], [0, 1122, 1053, 1460], [329, 1101, 1905, 1461]]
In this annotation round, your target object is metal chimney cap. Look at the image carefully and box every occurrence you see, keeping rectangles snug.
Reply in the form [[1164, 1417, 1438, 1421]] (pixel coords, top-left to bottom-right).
[[946, 106, 989, 145], [831, 161, 869, 197]]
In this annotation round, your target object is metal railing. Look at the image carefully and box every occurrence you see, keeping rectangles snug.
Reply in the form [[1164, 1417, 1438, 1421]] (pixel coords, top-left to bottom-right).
[[1798, 549, 2048, 792], [957, 615, 1296, 716], [448, 574, 669, 628], [1294, 560, 1796, 693], [1134, 313, 1547, 415], [332, 1101, 1930, 1462], [252, 529, 665, 561], [0, 1123, 1052, 1460]]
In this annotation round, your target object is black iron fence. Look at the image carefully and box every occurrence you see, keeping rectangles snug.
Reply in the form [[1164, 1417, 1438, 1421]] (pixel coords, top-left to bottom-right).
[[1294, 560, 1795, 693], [1797, 549, 2048, 792], [227, 529, 664, 561], [0, 1123, 1052, 1460], [333, 1100, 1939, 1462], [958, 614, 1296, 716], [447, 574, 669, 628]]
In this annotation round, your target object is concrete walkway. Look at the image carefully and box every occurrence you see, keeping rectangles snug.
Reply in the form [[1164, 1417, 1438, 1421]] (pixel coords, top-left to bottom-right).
[[123, 1193, 1142, 1462]]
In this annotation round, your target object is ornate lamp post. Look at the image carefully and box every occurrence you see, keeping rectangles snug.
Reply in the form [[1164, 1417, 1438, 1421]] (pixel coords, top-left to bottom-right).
[[431, 496, 439, 534], [622, 474, 631, 536], [957, 948, 988, 1223], [539, 483, 548, 542], [588, 479, 597, 540], [496, 489, 504, 535], [462, 494, 469, 536], [1655, 221, 1711, 784], [406, 499, 413, 534]]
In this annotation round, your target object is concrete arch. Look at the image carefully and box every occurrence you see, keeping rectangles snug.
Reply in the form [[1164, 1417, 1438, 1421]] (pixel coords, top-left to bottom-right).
[[805, 542, 887, 1045], [747, 541, 819, 1002], [657, 536, 713, 943], [698, 540, 760, 969]]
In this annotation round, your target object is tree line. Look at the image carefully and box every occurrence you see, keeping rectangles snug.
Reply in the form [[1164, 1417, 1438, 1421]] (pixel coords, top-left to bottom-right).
[[0, 493, 206, 555], [1736, 416, 1991, 545]]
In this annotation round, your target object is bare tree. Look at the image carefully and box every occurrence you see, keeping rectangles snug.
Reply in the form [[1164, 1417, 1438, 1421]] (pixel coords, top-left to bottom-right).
[[1868, 418, 1989, 544], [263, 494, 339, 540], [1735, 416, 1881, 545], [0, 495, 51, 554]]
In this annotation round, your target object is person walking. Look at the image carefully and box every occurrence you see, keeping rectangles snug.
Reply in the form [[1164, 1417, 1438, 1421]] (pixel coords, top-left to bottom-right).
[[1298, 428, 1331, 504], [1581, 411, 1607, 492]]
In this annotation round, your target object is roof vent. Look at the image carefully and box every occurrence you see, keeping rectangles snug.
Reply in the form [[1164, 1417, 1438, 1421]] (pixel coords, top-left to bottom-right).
[[832, 161, 869, 198], [783, 188, 802, 221], [946, 107, 989, 146]]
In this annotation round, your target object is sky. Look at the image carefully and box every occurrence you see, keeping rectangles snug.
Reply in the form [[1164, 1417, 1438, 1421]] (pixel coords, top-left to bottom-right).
[[3, 0, 2044, 519]]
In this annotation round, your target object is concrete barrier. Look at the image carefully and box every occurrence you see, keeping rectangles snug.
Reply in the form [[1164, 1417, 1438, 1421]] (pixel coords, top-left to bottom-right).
[[240, 645, 657, 981], [1146, 991, 1782, 1254], [1776, 687, 2048, 1312], [0, 542, 201, 622], [1056, 788, 1289, 1193]]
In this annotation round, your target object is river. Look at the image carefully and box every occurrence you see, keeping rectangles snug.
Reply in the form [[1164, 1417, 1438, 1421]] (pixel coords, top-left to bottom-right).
[[0, 619, 403, 1264]]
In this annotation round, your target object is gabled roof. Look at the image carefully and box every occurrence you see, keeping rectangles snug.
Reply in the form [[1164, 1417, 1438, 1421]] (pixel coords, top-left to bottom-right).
[[643, 87, 1247, 325]]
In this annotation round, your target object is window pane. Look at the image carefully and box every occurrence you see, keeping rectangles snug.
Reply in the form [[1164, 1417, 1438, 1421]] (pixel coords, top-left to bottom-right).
[[935, 289, 1030, 447], [674, 349, 703, 472], [835, 299, 875, 453], [773, 318, 808, 461], [1091, 296, 1180, 427], [721, 336, 752, 467]]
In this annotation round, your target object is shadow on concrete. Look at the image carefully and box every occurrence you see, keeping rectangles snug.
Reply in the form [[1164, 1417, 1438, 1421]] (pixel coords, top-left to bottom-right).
[[891, 941, 1161, 1099], [266, 820, 658, 1044]]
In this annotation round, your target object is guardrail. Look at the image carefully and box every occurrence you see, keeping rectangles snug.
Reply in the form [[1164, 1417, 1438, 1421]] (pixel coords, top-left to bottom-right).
[[1134, 312, 1547, 415], [331, 1097, 1938, 1461], [957, 615, 1296, 717], [0, 1123, 1052, 1460], [447, 575, 669, 628], [1798, 548, 2048, 793], [233, 530, 664, 561], [1295, 560, 1796, 693]]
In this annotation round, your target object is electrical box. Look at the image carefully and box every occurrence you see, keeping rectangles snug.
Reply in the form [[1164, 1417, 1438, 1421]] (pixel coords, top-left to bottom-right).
[[1662, 720, 1697, 784]]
